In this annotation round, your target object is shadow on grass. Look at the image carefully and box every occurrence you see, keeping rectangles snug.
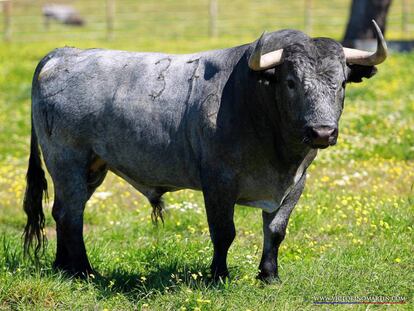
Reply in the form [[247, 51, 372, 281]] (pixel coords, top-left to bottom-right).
[[90, 260, 228, 301], [1, 234, 231, 302]]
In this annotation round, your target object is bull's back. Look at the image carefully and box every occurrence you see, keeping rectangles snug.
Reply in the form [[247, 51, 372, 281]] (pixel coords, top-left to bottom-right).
[[32, 47, 224, 189]]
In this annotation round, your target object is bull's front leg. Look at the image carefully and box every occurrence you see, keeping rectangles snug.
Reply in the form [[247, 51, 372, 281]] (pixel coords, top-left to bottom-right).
[[202, 172, 237, 280], [258, 173, 306, 283]]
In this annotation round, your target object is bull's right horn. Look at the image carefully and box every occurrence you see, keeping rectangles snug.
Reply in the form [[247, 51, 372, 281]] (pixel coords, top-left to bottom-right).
[[343, 20, 388, 66], [249, 32, 284, 71]]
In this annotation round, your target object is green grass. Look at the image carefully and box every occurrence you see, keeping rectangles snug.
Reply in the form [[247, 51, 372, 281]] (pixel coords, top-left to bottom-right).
[[2, 0, 414, 42], [1, 2, 414, 310]]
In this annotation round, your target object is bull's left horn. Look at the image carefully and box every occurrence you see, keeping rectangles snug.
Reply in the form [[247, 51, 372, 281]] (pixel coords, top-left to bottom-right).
[[248, 32, 283, 71], [343, 20, 388, 66]]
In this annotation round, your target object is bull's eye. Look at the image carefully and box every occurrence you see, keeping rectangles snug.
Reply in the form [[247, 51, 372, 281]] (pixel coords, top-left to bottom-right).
[[287, 79, 295, 90]]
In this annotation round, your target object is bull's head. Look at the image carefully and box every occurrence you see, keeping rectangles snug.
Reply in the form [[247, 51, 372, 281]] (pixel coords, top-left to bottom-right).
[[248, 20, 387, 149]]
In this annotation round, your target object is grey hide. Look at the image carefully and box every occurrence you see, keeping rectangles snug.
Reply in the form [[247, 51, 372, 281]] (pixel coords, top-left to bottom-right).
[[24, 29, 381, 281]]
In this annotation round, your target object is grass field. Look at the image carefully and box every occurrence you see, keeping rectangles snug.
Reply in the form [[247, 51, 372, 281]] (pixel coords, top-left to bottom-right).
[[2, 0, 414, 42], [0, 2, 414, 310]]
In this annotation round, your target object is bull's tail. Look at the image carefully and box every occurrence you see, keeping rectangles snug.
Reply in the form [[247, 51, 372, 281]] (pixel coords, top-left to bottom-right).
[[23, 119, 48, 259]]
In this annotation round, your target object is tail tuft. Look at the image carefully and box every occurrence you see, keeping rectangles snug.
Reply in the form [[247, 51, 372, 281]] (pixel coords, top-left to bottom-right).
[[150, 197, 164, 225]]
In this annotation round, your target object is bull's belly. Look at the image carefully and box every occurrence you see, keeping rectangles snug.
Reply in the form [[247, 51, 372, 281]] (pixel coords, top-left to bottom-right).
[[101, 148, 291, 212], [97, 149, 307, 213], [104, 158, 302, 214], [108, 159, 201, 192], [237, 199, 280, 213], [94, 142, 202, 193]]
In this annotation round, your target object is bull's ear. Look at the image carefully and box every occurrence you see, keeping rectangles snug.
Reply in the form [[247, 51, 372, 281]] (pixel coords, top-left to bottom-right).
[[346, 64, 378, 83]]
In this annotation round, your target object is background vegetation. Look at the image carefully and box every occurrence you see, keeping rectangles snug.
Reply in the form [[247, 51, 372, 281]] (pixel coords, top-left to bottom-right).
[[0, 0, 413, 310], [1, 0, 414, 42]]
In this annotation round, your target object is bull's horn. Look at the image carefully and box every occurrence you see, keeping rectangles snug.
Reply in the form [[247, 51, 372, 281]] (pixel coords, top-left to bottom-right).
[[248, 32, 284, 71], [343, 20, 388, 66]]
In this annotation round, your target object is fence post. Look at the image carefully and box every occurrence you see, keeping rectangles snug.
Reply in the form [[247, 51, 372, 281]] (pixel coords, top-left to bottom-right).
[[209, 0, 218, 38], [402, 0, 408, 35], [304, 0, 312, 34], [2, 0, 11, 42], [106, 0, 115, 40]]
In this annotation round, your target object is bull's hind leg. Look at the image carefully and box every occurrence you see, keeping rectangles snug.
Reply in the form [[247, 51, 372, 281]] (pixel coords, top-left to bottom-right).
[[45, 149, 106, 276]]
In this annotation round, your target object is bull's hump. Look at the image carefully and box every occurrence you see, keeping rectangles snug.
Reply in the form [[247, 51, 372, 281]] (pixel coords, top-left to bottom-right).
[[38, 57, 59, 81]]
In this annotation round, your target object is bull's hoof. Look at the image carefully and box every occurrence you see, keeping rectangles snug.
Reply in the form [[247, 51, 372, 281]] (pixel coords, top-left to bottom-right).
[[53, 261, 94, 279], [210, 269, 229, 283], [257, 272, 281, 284]]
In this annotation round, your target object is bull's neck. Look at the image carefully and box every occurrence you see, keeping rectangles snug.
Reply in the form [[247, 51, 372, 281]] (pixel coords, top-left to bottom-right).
[[237, 63, 311, 164], [213, 46, 312, 166]]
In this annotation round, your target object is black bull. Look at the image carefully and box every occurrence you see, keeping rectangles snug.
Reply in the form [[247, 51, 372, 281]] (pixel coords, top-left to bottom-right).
[[23, 26, 386, 282]]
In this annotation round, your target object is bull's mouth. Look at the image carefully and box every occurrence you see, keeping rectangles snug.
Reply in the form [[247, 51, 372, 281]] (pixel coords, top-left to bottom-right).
[[307, 141, 336, 149], [303, 136, 338, 149]]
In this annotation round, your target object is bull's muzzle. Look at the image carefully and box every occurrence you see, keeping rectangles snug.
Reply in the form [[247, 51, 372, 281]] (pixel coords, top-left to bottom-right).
[[305, 126, 338, 149]]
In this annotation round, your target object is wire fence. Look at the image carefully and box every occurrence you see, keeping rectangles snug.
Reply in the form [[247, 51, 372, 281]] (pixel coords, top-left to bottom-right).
[[0, 0, 413, 43]]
